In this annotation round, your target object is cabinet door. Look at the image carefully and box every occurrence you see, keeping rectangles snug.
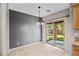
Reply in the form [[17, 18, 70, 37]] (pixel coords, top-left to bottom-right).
[[72, 45, 79, 56], [72, 5, 79, 29]]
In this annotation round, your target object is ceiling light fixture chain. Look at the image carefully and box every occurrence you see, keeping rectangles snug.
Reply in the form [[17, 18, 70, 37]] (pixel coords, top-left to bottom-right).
[[38, 6, 41, 18], [37, 6, 44, 25]]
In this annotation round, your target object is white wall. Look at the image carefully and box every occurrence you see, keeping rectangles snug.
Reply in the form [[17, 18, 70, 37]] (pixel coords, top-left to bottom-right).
[[64, 16, 73, 53], [42, 8, 73, 53], [0, 3, 9, 56], [0, 4, 1, 55]]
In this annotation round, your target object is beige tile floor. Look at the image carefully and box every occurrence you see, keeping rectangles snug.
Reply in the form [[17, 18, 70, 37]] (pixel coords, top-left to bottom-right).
[[7, 42, 70, 56]]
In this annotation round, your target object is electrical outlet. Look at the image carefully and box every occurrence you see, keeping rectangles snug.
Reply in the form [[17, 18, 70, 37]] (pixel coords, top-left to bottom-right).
[[17, 42, 19, 45]]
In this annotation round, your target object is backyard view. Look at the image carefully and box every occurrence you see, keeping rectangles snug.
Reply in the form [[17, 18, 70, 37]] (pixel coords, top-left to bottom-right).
[[47, 23, 54, 41], [46, 21, 64, 49], [55, 21, 64, 41], [47, 21, 64, 41]]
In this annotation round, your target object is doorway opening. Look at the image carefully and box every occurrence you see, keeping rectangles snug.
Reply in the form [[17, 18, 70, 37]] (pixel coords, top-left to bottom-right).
[[46, 21, 64, 49]]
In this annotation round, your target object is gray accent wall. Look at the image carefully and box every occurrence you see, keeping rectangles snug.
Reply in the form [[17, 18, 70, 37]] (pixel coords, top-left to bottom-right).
[[9, 10, 40, 49]]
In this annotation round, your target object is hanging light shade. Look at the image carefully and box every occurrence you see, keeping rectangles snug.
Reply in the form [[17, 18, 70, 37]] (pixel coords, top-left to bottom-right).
[[37, 6, 44, 25]]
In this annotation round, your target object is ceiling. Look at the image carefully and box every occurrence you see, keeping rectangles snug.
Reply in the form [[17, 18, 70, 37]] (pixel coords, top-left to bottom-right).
[[9, 3, 70, 17]]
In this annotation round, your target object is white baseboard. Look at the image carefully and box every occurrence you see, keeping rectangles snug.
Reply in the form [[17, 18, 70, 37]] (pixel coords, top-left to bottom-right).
[[8, 41, 41, 52]]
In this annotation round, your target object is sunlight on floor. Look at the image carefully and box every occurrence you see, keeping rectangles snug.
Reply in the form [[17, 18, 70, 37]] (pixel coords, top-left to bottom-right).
[[47, 40, 64, 49]]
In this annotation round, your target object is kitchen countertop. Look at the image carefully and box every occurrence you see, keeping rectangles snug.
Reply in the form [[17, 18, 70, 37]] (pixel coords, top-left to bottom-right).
[[72, 40, 79, 46]]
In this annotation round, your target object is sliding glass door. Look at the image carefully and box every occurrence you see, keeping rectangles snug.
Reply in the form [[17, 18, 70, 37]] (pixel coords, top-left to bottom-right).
[[46, 21, 64, 49]]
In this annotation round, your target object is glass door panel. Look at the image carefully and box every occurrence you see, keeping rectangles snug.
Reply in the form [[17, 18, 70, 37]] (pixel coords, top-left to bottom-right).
[[55, 21, 64, 42], [46, 23, 54, 41], [54, 21, 64, 49]]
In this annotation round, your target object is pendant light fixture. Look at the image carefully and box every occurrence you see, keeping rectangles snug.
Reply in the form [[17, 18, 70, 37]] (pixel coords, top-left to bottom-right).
[[37, 6, 44, 25]]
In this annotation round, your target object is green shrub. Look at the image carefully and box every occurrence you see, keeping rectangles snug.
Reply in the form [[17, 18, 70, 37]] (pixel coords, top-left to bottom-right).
[[47, 36, 53, 41], [47, 35, 64, 41]]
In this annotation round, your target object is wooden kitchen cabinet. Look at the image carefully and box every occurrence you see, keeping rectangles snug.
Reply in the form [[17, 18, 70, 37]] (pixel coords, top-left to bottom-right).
[[72, 45, 79, 56], [71, 4, 79, 29]]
